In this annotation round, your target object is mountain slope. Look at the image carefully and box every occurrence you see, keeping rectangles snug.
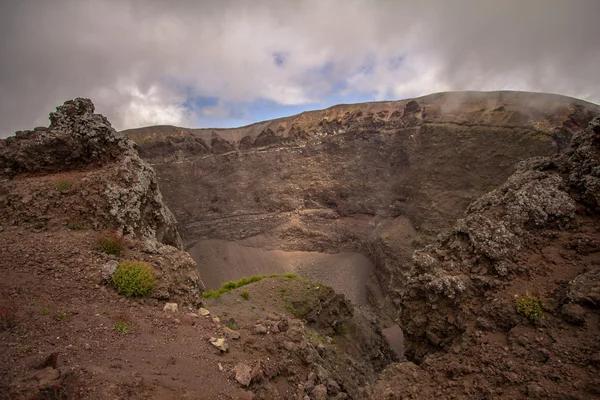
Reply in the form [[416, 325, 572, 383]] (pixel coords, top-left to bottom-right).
[[124, 91, 600, 317]]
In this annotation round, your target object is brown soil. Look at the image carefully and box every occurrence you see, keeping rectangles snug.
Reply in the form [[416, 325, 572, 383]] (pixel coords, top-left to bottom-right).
[[0, 226, 391, 399], [0, 227, 255, 399]]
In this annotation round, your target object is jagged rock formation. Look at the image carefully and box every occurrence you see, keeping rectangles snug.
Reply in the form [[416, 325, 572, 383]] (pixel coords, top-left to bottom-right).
[[0, 98, 182, 249], [370, 117, 600, 399], [0, 98, 129, 176], [0, 98, 204, 305]]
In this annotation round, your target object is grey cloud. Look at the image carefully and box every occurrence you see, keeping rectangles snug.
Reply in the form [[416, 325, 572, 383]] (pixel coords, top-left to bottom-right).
[[0, 0, 599, 137]]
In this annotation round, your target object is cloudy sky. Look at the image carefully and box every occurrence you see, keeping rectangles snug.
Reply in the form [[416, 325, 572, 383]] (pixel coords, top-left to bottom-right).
[[0, 0, 599, 137]]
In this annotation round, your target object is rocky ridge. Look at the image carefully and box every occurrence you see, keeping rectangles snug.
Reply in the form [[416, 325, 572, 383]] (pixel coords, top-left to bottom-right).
[[370, 117, 600, 398]]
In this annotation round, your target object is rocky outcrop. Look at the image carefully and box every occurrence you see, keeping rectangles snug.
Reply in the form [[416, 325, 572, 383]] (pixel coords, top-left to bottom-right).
[[377, 117, 600, 399], [396, 117, 600, 358], [0, 98, 182, 248], [0, 98, 205, 305], [0, 98, 129, 176]]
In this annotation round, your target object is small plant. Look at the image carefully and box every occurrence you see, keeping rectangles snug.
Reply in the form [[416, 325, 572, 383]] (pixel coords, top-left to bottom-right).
[[13, 325, 26, 336], [43, 372, 86, 400], [55, 178, 73, 193], [67, 220, 84, 231], [95, 233, 124, 255], [225, 321, 238, 330], [115, 320, 130, 334], [515, 292, 545, 320], [202, 274, 297, 299], [54, 311, 67, 322], [114, 312, 131, 334], [240, 290, 250, 300], [307, 331, 327, 345], [111, 260, 156, 297], [17, 344, 35, 356], [333, 322, 348, 336]]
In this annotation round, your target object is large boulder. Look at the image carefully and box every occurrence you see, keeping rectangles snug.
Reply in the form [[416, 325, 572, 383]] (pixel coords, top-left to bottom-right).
[[0, 98, 130, 176]]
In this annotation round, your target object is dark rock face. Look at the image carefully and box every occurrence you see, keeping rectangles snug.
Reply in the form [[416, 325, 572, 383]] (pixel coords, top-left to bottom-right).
[[371, 118, 600, 398], [559, 117, 600, 210], [0, 98, 130, 176]]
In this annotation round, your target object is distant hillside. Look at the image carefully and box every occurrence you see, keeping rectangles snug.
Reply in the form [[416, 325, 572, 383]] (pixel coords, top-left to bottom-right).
[[124, 91, 600, 160]]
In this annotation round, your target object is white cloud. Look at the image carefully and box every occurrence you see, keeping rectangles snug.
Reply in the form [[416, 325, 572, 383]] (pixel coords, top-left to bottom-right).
[[0, 0, 599, 136]]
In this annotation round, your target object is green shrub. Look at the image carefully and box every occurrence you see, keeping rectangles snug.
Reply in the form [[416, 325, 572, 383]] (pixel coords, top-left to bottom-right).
[[240, 290, 250, 300], [95, 233, 124, 255], [515, 292, 544, 320], [111, 260, 156, 297], [333, 322, 348, 336], [225, 321, 238, 330], [54, 311, 67, 322], [202, 289, 221, 299]]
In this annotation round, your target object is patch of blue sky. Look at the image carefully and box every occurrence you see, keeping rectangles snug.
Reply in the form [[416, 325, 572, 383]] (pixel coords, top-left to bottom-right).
[[357, 52, 377, 76], [272, 51, 288, 67], [388, 54, 407, 70], [182, 94, 219, 110]]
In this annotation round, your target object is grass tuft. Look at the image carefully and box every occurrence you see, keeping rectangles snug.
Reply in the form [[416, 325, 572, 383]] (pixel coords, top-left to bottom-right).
[[111, 260, 156, 297], [114, 312, 131, 334], [202, 274, 298, 299], [515, 291, 544, 320], [67, 220, 84, 231]]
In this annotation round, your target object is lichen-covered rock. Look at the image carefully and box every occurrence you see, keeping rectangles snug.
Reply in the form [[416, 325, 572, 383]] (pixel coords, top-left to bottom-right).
[[92, 150, 183, 248], [395, 117, 600, 359], [558, 117, 600, 209], [568, 269, 600, 306], [0, 98, 182, 248], [0, 98, 130, 176]]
